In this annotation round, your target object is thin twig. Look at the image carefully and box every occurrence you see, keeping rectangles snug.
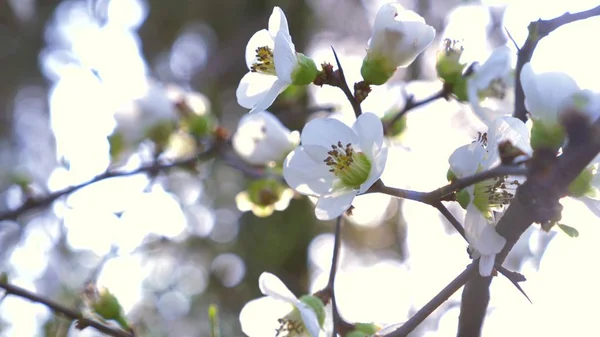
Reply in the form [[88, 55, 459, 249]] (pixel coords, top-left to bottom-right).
[[513, 4, 600, 121], [0, 147, 217, 222], [326, 217, 353, 337], [383, 88, 448, 134], [425, 165, 527, 202], [0, 281, 133, 337], [381, 263, 478, 337], [331, 47, 363, 118], [432, 201, 466, 240]]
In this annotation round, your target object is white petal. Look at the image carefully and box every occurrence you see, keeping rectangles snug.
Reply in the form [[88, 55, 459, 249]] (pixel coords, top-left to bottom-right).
[[352, 112, 384, 158], [240, 296, 293, 337], [521, 63, 580, 122], [448, 143, 486, 178], [236, 72, 279, 109], [295, 302, 321, 337], [248, 79, 289, 114], [245, 29, 274, 70], [283, 146, 335, 196], [269, 7, 290, 39], [483, 116, 531, 168], [232, 111, 294, 165], [473, 46, 512, 89], [465, 203, 506, 255], [274, 30, 297, 83], [258, 272, 299, 304], [359, 146, 388, 194], [300, 117, 358, 150], [478, 254, 496, 277], [580, 197, 600, 218], [315, 189, 358, 220]]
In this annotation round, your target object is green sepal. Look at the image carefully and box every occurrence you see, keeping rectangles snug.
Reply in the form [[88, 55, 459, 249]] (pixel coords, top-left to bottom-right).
[[568, 168, 595, 198], [446, 168, 457, 182], [381, 113, 407, 138], [145, 120, 176, 148], [108, 132, 126, 161], [92, 289, 129, 330], [456, 189, 470, 210], [291, 53, 319, 86], [530, 119, 565, 151], [299, 295, 326, 327], [361, 58, 395, 86]]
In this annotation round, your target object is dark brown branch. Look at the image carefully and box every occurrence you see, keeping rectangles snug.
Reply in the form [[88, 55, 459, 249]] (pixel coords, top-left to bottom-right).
[[457, 115, 600, 336], [0, 280, 132, 337], [0, 147, 217, 222], [381, 263, 478, 337], [513, 4, 600, 121]]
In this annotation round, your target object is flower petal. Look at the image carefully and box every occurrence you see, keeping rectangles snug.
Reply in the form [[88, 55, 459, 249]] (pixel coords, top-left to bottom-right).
[[580, 197, 600, 218], [283, 145, 335, 196], [359, 146, 387, 194], [521, 63, 580, 122], [352, 112, 384, 157], [478, 254, 496, 277], [295, 302, 321, 337], [232, 111, 294, 165], [268, 7, 290, 39], [258, 272, 299, 304], [465, 203, 506, 255], [245, 29, 274, 70], [483, 116, 531, 168], [315, 189, 358, 220], [274, 30, 297, 83], [236, 72, 279, 109], [448, 143, 486, 178], [300, 117, 358, 150], [248, 79, 289, 114]]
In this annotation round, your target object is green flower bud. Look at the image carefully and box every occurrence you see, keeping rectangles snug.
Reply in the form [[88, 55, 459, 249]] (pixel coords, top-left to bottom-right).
[[291, 53, 319, 86], [92, 289, 129, 330]]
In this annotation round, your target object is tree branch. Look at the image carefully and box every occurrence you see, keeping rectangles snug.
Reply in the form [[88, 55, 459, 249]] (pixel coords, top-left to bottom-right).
[[381, 263, 478, 337], [0, 280, 133, 337], [0, 147, 217, 222], [330, 47, 363, 118], [513, 4, 600, 121], [457, 115, 600, 336], [383, 87, 450, 135]]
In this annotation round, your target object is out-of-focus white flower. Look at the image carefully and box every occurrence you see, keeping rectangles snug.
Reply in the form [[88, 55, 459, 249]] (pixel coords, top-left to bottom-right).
[[235, 178, 295, 217], [361, 3, 435, 85], [448, 116, 531, 276], [236, 7, 318, 114], [240, 272, 324, 337], [283, 113, 387, 220], [109, 80, 178, 163], [467, 46, 514, 125], [232, 111, 299, 166]]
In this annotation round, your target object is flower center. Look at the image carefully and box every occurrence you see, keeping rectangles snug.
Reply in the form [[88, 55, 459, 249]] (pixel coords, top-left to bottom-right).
[[473, 175, 520, 218], [276, 313, 305, 337], [251, 46, 276, 75], [323, 141, 371, 189]]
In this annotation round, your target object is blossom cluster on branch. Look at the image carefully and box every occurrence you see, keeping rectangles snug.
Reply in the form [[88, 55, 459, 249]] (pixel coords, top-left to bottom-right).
[[2, 2, 600, 337]]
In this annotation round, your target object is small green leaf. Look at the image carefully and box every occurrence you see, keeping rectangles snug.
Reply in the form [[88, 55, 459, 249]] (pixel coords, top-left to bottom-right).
[[209, 304, 220, 337], [0, 272, 8, 284], [558, 224, 579, 238]]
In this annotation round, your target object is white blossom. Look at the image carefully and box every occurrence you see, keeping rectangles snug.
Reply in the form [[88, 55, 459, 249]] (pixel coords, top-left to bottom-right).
[[232, 111, 299, 166], [236, 7, 317, 114], [467, 46, 514, 125], [283, 113, 387, 220], [361, 3, 435, 85], [448, 116, 531, 276]]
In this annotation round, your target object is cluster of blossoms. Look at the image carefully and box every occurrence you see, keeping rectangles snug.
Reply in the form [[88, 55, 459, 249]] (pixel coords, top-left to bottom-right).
[[229, 1, 600, 335]]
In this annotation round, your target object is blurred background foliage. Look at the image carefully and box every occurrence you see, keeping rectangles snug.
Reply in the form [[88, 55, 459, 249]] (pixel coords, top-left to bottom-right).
[[1, 0, 590, 336]]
